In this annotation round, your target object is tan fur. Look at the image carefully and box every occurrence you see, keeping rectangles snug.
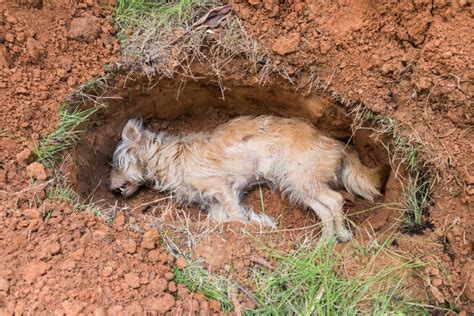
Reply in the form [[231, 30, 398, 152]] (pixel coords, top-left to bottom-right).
[[109, 116, 381, 242]]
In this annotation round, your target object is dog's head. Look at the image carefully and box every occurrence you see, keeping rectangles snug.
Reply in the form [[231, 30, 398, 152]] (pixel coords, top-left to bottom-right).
[[109, 118, 150, 198]]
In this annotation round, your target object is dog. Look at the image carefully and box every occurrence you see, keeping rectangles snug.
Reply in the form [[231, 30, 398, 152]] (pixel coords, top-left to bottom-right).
[[109, 116, 381, 242]]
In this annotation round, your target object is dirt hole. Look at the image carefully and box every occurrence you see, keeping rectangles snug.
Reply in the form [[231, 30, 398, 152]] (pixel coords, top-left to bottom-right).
[[67, 76, 394, 232]]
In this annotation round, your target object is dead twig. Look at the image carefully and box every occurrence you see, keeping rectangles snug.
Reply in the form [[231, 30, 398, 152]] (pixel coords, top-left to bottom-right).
[[250, 254, 275, 270]]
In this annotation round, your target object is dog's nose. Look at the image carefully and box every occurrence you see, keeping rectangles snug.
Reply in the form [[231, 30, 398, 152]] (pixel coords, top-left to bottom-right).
[[111, 188, 122, 196]]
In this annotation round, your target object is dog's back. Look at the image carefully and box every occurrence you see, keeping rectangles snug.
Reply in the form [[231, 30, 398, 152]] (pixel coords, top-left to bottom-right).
[[193, 116, 344, 184]]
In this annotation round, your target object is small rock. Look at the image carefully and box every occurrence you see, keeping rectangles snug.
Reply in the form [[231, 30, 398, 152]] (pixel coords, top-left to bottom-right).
[[25, 37, 46, 63], [146, 293, 176, 313], [26, 162, 48, 181], [122, 239, 137, 254], [68, 17, 102, 43], [22, 261, 50, 283], [0, 44, 11, 68], [271, 32, 300, 55], [461, 260, 474, 301], [141, 229, 159, 250], [124, 272, 140, 289], [16, 148, 34, 166], [0, 277, 9, 292], [175, 257, 187, 269]]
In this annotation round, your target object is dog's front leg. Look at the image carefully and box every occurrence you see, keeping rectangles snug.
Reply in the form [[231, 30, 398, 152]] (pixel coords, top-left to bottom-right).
[[208, 189, 250, 224]]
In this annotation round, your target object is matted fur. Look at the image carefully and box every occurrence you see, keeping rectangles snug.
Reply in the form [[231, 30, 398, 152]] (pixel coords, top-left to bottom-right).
[[109, 116, 381, 242]]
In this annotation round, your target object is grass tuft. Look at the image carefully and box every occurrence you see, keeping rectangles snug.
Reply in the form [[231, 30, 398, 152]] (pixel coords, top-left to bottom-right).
[[34, 76, 110, 167], [34, 105, 100, 167], [401, 173, 431, 234], [115, 0, 198, 30], [173, 260, 233, 312], [249, 242, 426, 315]]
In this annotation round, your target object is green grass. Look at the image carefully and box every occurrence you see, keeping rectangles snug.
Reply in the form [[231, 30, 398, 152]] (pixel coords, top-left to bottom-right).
[[401, 173, 430, 233], [34, 76, 109, 167], [363, 111, 433, 232], [248, 242, 426, 315], [115, 0, 198, 31], [173, 259, 233, 312], [34, 104, 99, 167]]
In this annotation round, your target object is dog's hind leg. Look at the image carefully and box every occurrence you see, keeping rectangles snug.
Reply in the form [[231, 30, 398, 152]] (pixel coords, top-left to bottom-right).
[[315, 187, 353, 242], [304, 198, 337, 241]]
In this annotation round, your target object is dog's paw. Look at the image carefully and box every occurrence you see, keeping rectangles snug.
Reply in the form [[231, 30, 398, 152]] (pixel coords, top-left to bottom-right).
[[248, 211, 277, 228], [337, 228, 353, 243]]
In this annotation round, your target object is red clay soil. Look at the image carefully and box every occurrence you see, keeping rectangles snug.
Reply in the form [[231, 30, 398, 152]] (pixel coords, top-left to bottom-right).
[[0, 0, 473, 314]]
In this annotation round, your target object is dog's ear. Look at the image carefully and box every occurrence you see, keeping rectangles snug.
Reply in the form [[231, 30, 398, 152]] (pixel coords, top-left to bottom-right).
[[122, 118, 143, 143]]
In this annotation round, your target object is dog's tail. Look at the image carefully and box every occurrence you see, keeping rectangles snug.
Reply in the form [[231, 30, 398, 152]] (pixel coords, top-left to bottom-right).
[[338, 149, 381, 202]]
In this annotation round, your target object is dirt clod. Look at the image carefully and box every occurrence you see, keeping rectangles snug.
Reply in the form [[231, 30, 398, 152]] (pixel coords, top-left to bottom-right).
[[22, 261, 49, 283], [124, 272, 140, 289], [26, 162, 47, 181], [16, 147, 34, 166], [122, 239, 137, 254], [141, 229, 159, 250], [25, 37, 46, 63], [68, 17, 101, 43], [271, 32, 300, 55], [146, 293, 176, 314], [175, 257, 187, 269]]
